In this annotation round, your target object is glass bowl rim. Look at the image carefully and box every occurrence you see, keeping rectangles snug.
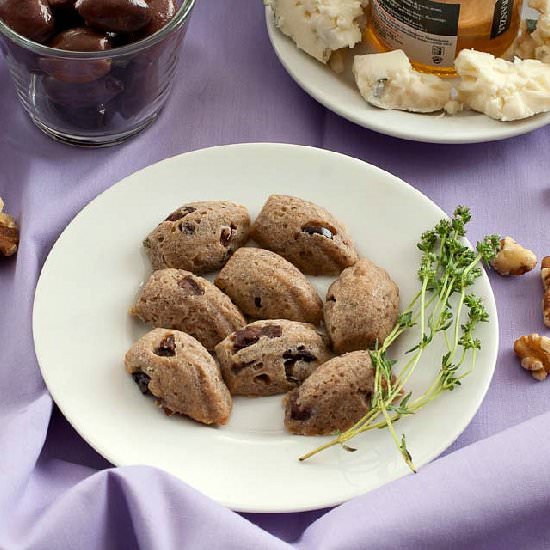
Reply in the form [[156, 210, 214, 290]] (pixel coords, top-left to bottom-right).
[[0, 0, 195, 59]]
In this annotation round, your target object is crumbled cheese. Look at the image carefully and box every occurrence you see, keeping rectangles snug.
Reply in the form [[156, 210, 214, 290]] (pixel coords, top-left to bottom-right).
[[328, 49, 346, 73], [514, 21, 538, 60], [444, 100, 463, 116], [515, 0, 550, 62], [269, 0, 367, 63], [352, 50, 453, 113], [455, 49, 550, 121], [532, 9, 550, 62]]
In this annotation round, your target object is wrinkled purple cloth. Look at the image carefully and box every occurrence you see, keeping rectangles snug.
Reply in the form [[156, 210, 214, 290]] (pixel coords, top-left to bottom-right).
[[1, 1, 550, 548]]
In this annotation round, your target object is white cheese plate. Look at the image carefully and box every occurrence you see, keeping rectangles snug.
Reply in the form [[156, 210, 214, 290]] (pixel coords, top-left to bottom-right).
[[33, 143, 498, 513], [265, 7, 550, 144]]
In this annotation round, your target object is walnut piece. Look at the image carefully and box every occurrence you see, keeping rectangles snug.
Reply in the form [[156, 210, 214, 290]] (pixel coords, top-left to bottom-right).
[[492, 237, 537, 276], [514, 333, 550, 381], [542, 256, 550, 328], [0, 197, 19, 257]]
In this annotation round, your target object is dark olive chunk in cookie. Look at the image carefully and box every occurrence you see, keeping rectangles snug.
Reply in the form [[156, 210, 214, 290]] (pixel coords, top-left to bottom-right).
[[214, 248, 323, 325], [251, 195, 358, 275], [284, 351, 374, 435], [215, 320, 332, 396], [130, 268, 245, 350], [125, 329, 232, 425], [144, 201, 250, 274]]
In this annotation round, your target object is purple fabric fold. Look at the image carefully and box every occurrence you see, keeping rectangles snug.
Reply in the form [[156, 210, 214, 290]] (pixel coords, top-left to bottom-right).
[[1, 0, 550, 548], [9, 466, 290, 550], [298, 411, 550, 549]]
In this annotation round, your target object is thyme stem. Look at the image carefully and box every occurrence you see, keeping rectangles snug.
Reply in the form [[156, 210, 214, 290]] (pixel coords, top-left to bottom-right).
[[299, 207, 500, 469]]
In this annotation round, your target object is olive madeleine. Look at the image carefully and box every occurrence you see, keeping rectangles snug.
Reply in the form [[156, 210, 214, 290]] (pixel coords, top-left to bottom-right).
[[125, 328, 232, 425], [251, 195, 359, 275], [130, 268, 245, 351], [214, 247, 323, 325], [215, 319, 333, 396], [285, 351, 374, 435], [324, 258, 400, 354], [144, 201, 251, 274]]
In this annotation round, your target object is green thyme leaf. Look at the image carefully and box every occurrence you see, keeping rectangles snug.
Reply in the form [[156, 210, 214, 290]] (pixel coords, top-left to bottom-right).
[[299, 207, 499, 472]]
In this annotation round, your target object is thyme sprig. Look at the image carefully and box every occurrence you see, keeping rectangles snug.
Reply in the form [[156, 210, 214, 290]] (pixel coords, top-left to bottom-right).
[[299, 207, 500, 470]]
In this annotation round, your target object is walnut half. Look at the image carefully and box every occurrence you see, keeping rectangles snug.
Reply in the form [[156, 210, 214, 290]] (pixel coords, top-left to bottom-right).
[[514, 333, 550, 381], [0, 197, 19, 257], [542, 257, 550, 328], [492, 237, 537, 276]]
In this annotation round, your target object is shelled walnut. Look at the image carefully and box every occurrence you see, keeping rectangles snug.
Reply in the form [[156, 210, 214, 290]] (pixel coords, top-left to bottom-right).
[[0, 197, 19, 257], [542, 257, 550, 328], [514, 333, 550, 381], [492, 237, 537, 276]]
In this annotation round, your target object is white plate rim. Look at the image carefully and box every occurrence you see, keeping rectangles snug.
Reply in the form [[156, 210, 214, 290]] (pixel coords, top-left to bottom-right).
[[32, 143, 499, 513], [265, 7, 550, 145]]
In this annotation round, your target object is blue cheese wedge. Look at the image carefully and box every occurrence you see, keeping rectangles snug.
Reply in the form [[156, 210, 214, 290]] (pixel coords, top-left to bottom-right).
[[455, 49, 550, 121], [352, 50, 453, 113], [268, 0, 367, 63]]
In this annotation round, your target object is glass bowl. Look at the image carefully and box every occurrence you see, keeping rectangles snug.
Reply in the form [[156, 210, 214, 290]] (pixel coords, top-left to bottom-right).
[[0, 0, 195, 147]]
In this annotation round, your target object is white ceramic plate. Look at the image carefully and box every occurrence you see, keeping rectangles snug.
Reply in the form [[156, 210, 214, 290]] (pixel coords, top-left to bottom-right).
[[33, 143, 498, 513], [265, 8, 550, 144]]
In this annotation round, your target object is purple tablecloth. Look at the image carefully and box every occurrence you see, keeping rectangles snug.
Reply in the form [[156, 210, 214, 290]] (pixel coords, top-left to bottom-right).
[[1, 1, 550, 548]]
